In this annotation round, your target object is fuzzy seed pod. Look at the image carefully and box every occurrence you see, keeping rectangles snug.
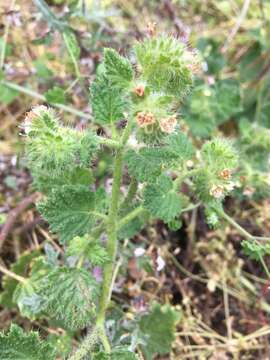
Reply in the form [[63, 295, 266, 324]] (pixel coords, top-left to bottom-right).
[[136, 111, 156, 128], [159, 115, 177, 134]]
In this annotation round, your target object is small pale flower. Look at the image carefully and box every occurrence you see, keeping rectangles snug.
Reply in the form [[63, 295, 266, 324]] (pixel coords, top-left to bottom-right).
[[134, 84, 145, 97], [24, 105, 48, 134], [243, 186, 255, 197], [159, 115, 177, 134], [186, 160, 194, 169], [134, 247, 146, 257], [209, 185, 224, 199], [156, 255, 165, 271], [219, 169, 231, 180], [136, 111, 156, 128]]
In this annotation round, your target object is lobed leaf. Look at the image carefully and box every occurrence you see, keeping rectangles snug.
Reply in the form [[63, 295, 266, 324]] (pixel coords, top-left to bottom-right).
[[143, 175, 183, 223], [38, 185, 107, 244], [104, 48, 133, 88], [0, 324, 55, 360], [125, 147, 168, 183], [90, 75, 127, 125], [39, 267, 99, 330], [138, 302, 181, 360], [67, 235, 109, 266]]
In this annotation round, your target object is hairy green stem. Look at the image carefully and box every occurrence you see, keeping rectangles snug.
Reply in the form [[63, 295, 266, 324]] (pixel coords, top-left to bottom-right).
[[216, 207, 254, 240], [68, 328, 99, 360], [118, 206, 145, 229], [68, 122, 133, 360], [216, 207, 270, 243], [96, 121, 132, 326]]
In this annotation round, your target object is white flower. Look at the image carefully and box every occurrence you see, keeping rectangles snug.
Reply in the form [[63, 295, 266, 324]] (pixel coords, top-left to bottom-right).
[[134, 247, 146, 257], [156, 255, 165, 271]]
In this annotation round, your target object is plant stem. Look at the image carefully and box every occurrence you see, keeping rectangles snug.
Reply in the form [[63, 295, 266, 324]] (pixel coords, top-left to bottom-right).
[[96, 120, 132, 343], [0, 263, 27, 283], [259, 253, 270, 278], [1, 80, 90, 119], [216, 207, 270, 242], [68, 328, 99, 360], [215, 207, 253, 240], [118, 206, 145, 229], [0, 0, 16, 69]]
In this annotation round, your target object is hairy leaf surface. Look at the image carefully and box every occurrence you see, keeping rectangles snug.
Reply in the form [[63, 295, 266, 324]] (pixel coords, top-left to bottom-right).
[[138, 302, 180, 360], [0, 324, 55, 360], [39, 267, 99, 330], [91, 75, 127, 125], [38, 185, 106, 243], [143, 175, 183, 223]]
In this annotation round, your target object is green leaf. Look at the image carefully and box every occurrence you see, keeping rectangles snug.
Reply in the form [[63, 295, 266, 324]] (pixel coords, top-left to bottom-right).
[[32, 166, 94, 194], [138, 302, 181, 360], [38, 185, 107, 244], [33, 0, 68, 31], [90, 75, 127, 125], [67, 235, 109, 266], [197, 37, 226, 75], [13, 257, 51, 319], [125, 147, 168, 183], [242, 240, 270, 261], [39, 267, 99, 330], [104, 48, 133, 88], [45, 86, 66, 104], [0, 324, 55, 360], [183, 80, 242, 138], [143, 175, 183, 223], [118, 204, 148, 240], [46, 333, 72, 358], [0, 250, 40, 309], [63, 31, 80, 60], [33, 60, 54, 79], [93, 347, 138, 360], [0, 84, 18, 104], [164, 132, 194, 165]]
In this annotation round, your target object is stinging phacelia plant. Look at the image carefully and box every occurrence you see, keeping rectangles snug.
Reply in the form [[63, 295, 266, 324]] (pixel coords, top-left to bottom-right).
[[1, 32, 253, 360]]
